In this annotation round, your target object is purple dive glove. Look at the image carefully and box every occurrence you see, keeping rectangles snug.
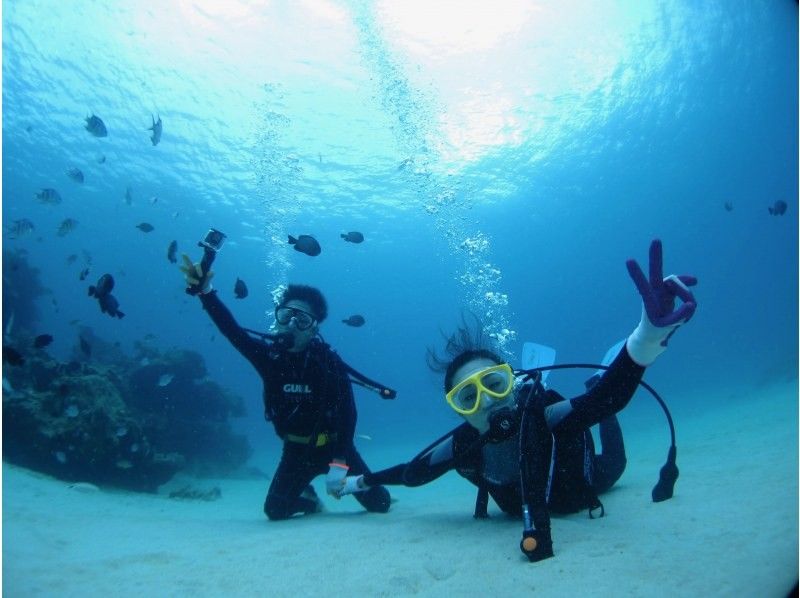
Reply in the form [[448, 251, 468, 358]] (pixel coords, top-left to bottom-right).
[[625, 239, 698, 366]]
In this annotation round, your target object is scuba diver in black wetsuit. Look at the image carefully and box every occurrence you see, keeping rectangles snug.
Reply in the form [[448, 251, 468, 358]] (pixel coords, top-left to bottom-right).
[[181, 241, 391, 520], [335, 239, 698, 562]]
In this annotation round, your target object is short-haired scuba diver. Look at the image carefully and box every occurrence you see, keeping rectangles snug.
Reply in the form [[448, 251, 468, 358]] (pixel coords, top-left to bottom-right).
[[180, 229, 395, 520], [334, 239, 697, 563]]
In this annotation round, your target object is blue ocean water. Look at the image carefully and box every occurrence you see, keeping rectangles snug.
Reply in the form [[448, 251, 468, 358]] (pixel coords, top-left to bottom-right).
[[3, 0, 797, 468]]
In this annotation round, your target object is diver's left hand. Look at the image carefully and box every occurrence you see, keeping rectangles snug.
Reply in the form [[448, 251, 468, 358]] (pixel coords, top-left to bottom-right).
[[625, 239, 698, 366], [325, 462, 349, 498]]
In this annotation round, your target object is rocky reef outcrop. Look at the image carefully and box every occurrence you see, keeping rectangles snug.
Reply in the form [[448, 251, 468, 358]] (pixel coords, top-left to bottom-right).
[[3, 341, 252, 492]]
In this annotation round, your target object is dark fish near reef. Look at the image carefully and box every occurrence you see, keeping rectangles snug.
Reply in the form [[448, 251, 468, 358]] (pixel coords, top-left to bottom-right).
[[88, 273, 125, 319], [97, 154, 106, 164], [35, 188, 62, 205], [768, 200, 787, 216], [136, 222, 154, 233], [57, 218, 78, 236], [125, 186, 133, 206], [342, 315, 365, 327], [234, 278, 248, 299], [90, 273, 114, 295], [66, 168, 84, 183], [79, 336, 91, 357], [3, 345, 25, 366], [288, 234, 321, 257], [724, 202, 733, 212], [167, 240, 178, 263], [341, 231, 364, 244], [8, 219, 35, 239], [33, 334, 54, 348], [85, 114, 108, 137], [79, 267, 90, 281], [148, 114, 162, 146]]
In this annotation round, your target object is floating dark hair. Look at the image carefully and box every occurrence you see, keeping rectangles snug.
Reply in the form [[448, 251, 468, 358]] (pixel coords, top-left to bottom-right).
[[426, 311, 503, 392], [280, 284, 328, 323]]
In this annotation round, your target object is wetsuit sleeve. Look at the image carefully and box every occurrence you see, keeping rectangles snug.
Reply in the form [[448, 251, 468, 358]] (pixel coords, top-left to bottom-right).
[[551, 345, 645, 436], [362, 424, 481, 487], [199, 291, 267, 369], [330, 355, 356, 458]]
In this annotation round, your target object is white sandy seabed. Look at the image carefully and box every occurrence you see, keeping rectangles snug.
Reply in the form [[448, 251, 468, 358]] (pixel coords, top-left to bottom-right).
[[2, 380, 797, 597]]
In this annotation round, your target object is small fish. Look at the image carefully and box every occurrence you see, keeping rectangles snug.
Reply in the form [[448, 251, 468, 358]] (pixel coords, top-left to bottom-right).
[[97, 154, 106, 164], [35, 188, 62, 204], [89, 273, 114, 296], [172, 211, 180, 219], [768, 200, 787, 216], [167, 240, 178, 264], [157, 373, 174, 387], [115, 460, 133, 469], [724, 201, 733, 212], [116, 426, 128, 437], [66, 254, 78, 264], [357, 434, 373, 441], [149, 196, 158, 205], [68, 319, 81, 326], [66, 168, 84, 183], [130, 443, 140, 453], [136, 222, 154, 233], [2, 345, 25, 366], [57, 218, 78, 236], [398, 157, 414, 171], [148, 114, 162, 146], [234, 278, 248, 299], [33, 334, 54, 348], [54, 451, 67, 464], [125, 186, 133, 206], [341, 231, 364, 244], [288, 234, 321, 257], [64, 405, 79, 418], [79, 336, 91, 357], [342, 315, 365, 327], [8, 219, 35, 239], [140, 357, 150, 366], [88, 273, 125, 319], [85, 114, 108, 137], [79, 267, 90, 281], [25, 125, 33, 133]]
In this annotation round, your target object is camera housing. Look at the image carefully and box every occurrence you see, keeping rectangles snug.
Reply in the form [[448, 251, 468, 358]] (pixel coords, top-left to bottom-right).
[[200, 228, 226, 252]]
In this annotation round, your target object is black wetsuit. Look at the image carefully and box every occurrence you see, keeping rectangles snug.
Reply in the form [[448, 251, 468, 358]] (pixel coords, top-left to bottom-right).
[[200, 291, 390, 519], [361, 346, 642, 516]]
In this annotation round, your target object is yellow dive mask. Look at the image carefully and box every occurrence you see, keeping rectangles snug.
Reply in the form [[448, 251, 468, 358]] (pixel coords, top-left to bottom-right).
[[445, 363, 515, 415]]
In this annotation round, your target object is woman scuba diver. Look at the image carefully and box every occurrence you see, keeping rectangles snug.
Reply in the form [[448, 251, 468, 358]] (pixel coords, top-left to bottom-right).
[[334, 239, 698, 562]]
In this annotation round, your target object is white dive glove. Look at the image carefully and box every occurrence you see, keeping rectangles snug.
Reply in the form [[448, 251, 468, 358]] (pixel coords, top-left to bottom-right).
[[624, 241, 698, 367], [337, 475, 368, 497]]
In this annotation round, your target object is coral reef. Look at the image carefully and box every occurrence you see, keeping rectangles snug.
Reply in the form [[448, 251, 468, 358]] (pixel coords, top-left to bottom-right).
[[3, 249, 49, 336], [2, 340, 252, 492]]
